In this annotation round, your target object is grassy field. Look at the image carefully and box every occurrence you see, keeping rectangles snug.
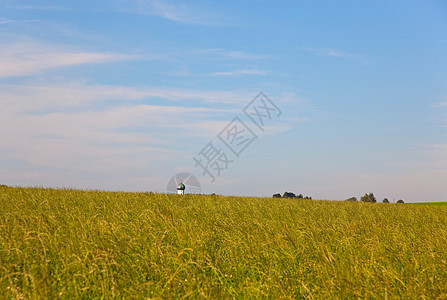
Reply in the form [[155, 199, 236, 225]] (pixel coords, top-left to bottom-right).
[[413, 202, 447, 206], [1, 186, 447, 299]]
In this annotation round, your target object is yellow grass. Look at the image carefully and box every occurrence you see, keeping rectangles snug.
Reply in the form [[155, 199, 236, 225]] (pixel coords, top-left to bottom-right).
[[1, 186, 446, 298]]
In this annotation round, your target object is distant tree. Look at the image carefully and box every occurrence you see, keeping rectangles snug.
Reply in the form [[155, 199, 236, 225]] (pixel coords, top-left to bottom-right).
[[397, 199, 404, 203], [283, 192, 296, 198], [273, 193, 281, 198], [297, 194, 303, 199], [360, 193, 377, 203], [346, 197, 358, 202], [382, 198, 390, 203]]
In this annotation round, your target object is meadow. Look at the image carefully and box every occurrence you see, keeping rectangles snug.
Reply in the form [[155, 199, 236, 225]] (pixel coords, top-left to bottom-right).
[[1, 186, 446, 299], [414, 202, 447, 206]]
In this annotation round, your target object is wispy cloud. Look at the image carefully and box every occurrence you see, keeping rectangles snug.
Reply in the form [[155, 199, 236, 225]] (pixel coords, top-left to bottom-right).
[[0, 41, 143, 77], [3, 5, 70, 11], [148, 0, 196, 23], [115, 0, 215, 25], [429, 99, 447, 128], [5, 1, 220, 25], [0, 80, 253, 190], [0, 75, 291, 190], [0, 81, 283, 144], [422, 144, 447, 171], [0, 109, 185, 190], [0, 18, 39, 24], [300, 47, 369, 65], [212, 69, 268, 76], [0, 82, 254, 115], [200, 49, 272, 60], [431, 101, 447, 108]]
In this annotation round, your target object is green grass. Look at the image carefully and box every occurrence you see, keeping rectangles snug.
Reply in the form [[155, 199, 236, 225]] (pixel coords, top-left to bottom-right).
[[1, 186, 447, 299]]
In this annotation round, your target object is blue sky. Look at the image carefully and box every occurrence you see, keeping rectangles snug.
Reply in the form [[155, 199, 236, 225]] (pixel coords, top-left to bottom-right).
[[1, 0, 446, 202]]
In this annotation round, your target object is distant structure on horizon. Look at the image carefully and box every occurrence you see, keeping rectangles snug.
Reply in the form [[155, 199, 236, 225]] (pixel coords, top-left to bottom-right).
[[177, 181, 185, 195], [273, 191, 312, 199]]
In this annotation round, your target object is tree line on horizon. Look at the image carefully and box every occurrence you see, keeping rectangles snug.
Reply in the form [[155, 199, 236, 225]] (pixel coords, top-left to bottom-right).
[[271, 190, 404, 203], [272, 191, 312, 199], [346, 193, 404, 203]]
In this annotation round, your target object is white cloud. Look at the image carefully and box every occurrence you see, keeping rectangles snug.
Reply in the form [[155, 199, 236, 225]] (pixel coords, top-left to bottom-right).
[[300, 47, 349, 58], [261, 123, 292, 135], [0, 81, 291, 143], [424, 144, 447, 169], [430, 99, 447, 128], [212, 69, 268, 76], [0, 41, 142, 78], [0, 78, 290, 190], [2, 5, 70, 11], [0, 83, 250, 166], [0, 82, 257, 116], [0, 18, 39, 24], [0, 81, 254, 176], [114, 0, 213, 25], [217, 51, 270, 60], [148, 0, 194, 23], [199, 49, 272, 60], [0, 101, 231, 190], [4, 1, 218, 25], [432, 101, 447, 107], [300, 47, 369, 65]]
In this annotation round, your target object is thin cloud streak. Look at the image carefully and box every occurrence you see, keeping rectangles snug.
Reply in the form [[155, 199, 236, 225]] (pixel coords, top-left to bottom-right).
[[212, 69, 268, 76], [0, 18, 39, 24], [0, 78, 290, 186], [148, 0, 196, 23], [300, 47, 369, 65], [5, 1, 210, 25], [3, 5, 71, 11], [0, 103, 233, 188], [431, 101, 447, 108], [199, 49, 272, 60], [0, 82, 257, 115], [0, 41, 143, 78], [114, 0, 217, 25]]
